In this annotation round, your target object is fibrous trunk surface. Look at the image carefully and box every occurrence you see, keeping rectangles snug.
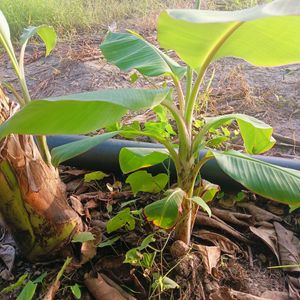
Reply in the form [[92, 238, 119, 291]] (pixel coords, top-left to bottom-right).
[[0, 89, 81, 260]]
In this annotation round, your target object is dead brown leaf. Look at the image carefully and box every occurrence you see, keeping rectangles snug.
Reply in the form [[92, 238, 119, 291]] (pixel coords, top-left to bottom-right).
[[194, 244, 221, 274], [80, 228, 101, 265], [211, 207, 254, 227], [84, 273, 135, 300], [196, 213, 250, 243], [274, 222, 300, 272], [80, 240, 97, 265], [249, 225, 280, 262], [287, 275, 300, 300], [193, 230, 240, 255], [79, 191, 110, 202], [69, 195, 85, 216], [66, 178, 84, 193], [84, 199, 99, 209], [209, 287, 273, 300], [260, 291, 289, 300], [237, 202, 282, 222]]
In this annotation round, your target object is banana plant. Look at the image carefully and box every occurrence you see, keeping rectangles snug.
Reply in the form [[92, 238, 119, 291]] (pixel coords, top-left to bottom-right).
[[1, 0, 300, 246], [0, 11, 83, 260], [0, 10, 169, 259]]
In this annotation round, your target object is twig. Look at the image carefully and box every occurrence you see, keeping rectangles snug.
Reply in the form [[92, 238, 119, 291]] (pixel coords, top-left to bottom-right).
[[273, 133, 300, 147]]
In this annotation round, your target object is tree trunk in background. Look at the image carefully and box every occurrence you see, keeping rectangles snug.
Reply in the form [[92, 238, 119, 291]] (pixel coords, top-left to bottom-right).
[[0, 89, 82, 261]]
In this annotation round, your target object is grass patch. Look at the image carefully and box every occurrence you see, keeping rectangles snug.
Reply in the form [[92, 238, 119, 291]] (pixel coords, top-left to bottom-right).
[[0, 0, 189, 40], [0, 0, 271, 41], [203, 0, 270, 10]]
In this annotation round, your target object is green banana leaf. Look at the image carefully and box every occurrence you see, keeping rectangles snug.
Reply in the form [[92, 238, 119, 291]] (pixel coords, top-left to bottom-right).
[[0, 88, 169, 139], [126, 171, 169, 196], [100, 31, 186, 78], [144, 188, 186, 229], [203, 114, 275, 154], [213, 150, 300, 205], [0, 10, 15, 59], [0, 10, 19, 72], [51, 132, 118, 167], [119, 147, 169, 174], [21, 25, 56, 56], [158, 0, 300, 69]]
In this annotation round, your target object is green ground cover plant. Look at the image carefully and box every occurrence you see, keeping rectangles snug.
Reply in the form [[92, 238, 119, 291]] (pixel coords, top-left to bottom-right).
[[1, 0, 300, 252], [0, 0, 186, 39]]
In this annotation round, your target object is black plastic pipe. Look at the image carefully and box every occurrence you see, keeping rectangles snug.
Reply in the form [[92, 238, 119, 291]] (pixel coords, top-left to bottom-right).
[[47, 135, 300, 190]]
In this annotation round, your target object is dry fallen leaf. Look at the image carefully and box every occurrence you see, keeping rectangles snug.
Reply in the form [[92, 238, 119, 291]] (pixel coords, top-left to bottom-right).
[[193, 244, 220, 274], [196, 213, 249, 243], [274, 222, 300, 272], [287, 275, 300, 300], [0, 244, 15, 281], [79, 228, 101, 265], [69, 195, 85, 216], [260, 290, 289, 300], [237, 202, 282, 222], [209, 287, 273, 300], [194, 230, 240, 255], [80, 240, 97, 265], [212, 207, 254, 227], [249, 225, 280, 262], [84, 273, 134, 300]]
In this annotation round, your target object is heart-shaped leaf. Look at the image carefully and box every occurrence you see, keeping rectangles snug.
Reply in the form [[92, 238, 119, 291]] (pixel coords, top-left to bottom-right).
[[106, 208, 135, 234], [126, 171, 169, 196], [144, 188, 185, 229], [119, 147, 169, 174]]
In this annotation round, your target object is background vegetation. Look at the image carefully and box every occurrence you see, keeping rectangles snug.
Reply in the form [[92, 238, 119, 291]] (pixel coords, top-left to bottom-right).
[[0, 0, 269, 40]]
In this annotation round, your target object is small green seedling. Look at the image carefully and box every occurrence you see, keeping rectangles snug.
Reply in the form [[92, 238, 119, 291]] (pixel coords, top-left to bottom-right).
[[106, 208, 136, 233], [16, 272, 47, 300], [70, 283, 81, 299], [72, 231, 95, 243]]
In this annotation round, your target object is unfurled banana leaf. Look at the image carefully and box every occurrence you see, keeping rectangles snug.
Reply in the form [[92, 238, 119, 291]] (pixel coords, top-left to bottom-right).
[[0, 88, 169, 139], [100, 31, 186, 78], [213, 150, 300, 205], [158, 0, 300, 69], [51, 132, 118, 167]]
